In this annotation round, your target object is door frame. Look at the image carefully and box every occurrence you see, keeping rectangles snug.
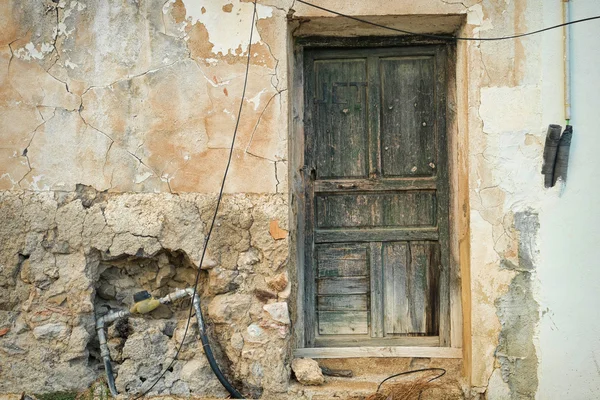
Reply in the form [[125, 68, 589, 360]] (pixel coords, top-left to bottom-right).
[[290, 36, 464, 359]]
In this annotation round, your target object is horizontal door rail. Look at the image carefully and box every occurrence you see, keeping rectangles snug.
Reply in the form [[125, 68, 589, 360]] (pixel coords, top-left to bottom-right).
[[315, 227, 439, 243], [314, 178, 437, 192]]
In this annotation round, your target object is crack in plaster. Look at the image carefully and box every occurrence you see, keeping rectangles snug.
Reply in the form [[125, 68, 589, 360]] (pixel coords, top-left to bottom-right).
[[265, 1, 292, 14], [274, 161, 280, 193], [77, 110, 165, 192], [102, 141, 114, 188], [7, 35, 79, 112], [75, 58, 213, 193], [244, 88, 287, 161], [7, 39, 21, 86], [17, 109, 58, 188], [253, 9, 282, 93], [80, 58, 188, 99], [43, 2, 62, 73], [479, 44, 492, 84]]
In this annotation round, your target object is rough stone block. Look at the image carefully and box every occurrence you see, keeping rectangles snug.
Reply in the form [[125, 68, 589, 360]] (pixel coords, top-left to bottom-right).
[[291, 358, 325, 386]]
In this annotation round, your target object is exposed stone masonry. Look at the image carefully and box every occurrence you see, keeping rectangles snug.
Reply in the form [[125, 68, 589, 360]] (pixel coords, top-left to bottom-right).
[[0, 190, 290, 397]]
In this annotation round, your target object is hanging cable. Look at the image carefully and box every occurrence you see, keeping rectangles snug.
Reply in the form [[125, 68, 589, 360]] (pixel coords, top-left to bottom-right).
[[133, 1, 257, 398], [296, 0, 600, 42]]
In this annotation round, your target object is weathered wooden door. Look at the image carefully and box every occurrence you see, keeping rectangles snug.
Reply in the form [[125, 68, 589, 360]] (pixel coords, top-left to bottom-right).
[[303, 46, 450, 348]]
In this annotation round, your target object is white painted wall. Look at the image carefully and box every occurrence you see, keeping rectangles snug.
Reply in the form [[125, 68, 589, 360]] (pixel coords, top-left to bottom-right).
[[538, 1, 600, 398]]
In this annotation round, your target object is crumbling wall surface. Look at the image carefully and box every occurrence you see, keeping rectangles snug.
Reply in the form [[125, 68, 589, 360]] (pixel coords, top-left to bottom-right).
[[467, 0, 548, 393], [0, 190, 291, 397], [487, 212, 540, 399]]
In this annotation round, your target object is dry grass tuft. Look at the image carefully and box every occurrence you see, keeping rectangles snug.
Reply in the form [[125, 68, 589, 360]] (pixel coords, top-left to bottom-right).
[[365, 375, 444, 400]]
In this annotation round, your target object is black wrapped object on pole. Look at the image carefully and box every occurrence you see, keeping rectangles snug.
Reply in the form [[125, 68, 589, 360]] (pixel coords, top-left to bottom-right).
[[541, 124, 562, 187], [553, 125, 573, 186]]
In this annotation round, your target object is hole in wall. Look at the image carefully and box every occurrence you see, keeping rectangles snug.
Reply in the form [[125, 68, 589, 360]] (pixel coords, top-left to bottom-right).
[[87, 249, 206, 394], [94, 250, 198, 314]]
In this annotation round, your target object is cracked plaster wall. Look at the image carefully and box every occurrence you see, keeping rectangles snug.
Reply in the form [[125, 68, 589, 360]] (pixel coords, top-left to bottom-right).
[[0, 0, 584, 398], [1, 0, 289, 193]]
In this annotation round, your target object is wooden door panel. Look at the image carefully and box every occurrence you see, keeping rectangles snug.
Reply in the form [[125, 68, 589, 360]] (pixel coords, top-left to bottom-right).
[[316, 191, 437, 229], [316, 244, 368, 276], [316, 243, 371, 336], [380, 57, 436, 178], [314, 59, 369, 179], [382, 241, 440, 335]]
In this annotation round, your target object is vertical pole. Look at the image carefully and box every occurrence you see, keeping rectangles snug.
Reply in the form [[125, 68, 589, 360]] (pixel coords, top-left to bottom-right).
[[563, 0, 571, 124]]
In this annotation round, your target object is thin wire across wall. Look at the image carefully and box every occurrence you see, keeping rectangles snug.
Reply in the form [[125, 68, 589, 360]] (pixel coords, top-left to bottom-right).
[[133, 0, 258, 397], [296, 0, 600, 42]]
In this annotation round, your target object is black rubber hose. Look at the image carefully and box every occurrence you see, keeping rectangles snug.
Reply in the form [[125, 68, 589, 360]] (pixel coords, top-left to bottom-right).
[[104, 358, 118, 397], [199, 332, 244, 398]]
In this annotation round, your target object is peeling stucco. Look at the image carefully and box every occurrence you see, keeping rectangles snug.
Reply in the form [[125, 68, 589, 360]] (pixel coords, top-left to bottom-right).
[[178, 0, 273, 56], [485, 211, 540, 400]]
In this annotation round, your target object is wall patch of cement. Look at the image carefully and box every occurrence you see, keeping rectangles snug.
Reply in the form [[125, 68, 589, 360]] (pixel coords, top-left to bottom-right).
[[494, 211, 540, 399]]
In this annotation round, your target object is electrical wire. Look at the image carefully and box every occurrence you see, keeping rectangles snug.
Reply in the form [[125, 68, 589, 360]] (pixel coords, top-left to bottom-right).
[[376, 368, 447, 400], [296, 0, 600, 42], [133, 0, 258, 397]]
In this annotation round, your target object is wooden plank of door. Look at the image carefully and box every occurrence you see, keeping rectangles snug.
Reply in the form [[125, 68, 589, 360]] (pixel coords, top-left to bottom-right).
[[303, 50, 317, 346], [317, 277, 369, 295], [367, 55, 381, 178], [383, 241, 410, 334], [318, 295, 369, 311], [318, 311, 369, 335], [383, 241, 440, 335], [426, 241, 441, 335], [314, 178, 437, 192], [292, 42, 306, 349], [370, 242, 384, 337], [314, 335, 440, 348], [408, 241, 430, 333], [316, 192, 437, 229]]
